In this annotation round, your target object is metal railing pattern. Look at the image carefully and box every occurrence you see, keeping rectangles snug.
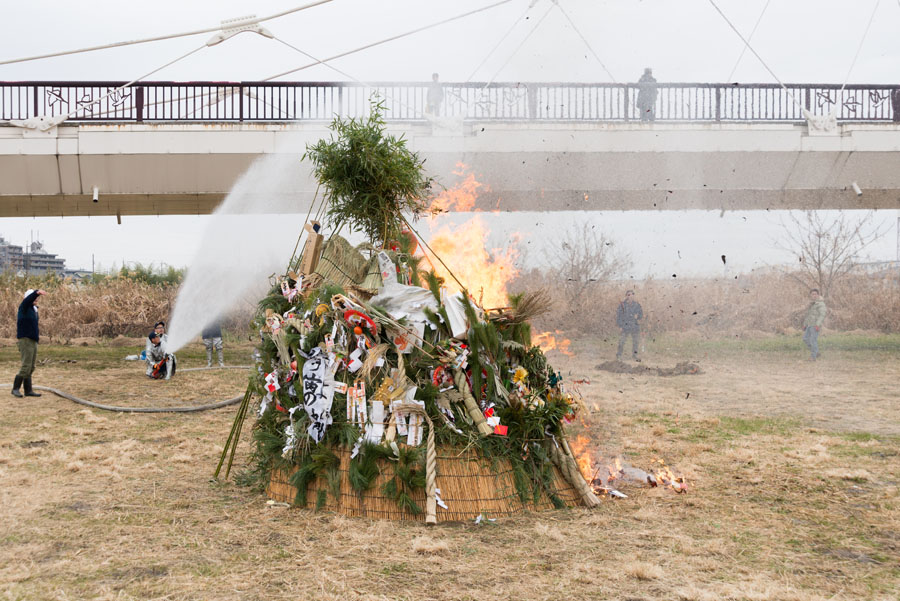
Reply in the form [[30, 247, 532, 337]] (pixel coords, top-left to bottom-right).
[[1, 81, 898, 123]]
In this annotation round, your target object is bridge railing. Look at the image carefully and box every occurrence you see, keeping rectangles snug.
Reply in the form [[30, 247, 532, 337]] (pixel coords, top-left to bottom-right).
[[1, 81, 898, 123]]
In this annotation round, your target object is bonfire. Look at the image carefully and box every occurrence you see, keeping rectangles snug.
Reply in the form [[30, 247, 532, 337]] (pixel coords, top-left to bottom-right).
[[218, 101, 602, 522]]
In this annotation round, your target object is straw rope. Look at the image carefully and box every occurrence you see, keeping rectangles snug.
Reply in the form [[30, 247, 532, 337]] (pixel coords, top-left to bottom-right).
[[547, 438, 601, 508], [452, 369, 493, 437], [392, 401, 437, 525]]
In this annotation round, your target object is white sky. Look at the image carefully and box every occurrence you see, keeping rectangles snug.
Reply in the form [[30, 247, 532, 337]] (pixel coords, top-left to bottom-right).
[[1, 0, 899, 274]]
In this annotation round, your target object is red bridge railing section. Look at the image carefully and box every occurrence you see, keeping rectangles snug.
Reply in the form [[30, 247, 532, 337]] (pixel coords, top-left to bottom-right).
[[1, 81, 898, 123]]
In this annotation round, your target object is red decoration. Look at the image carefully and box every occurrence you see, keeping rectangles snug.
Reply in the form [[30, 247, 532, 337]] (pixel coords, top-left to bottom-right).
[[494, 425, 508, 436], [343, 309, 377, 337], [483, 407, 494, 418], [353, 325, 363, 336]]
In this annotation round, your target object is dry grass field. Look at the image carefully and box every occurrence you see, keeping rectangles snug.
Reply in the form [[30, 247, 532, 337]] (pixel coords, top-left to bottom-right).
[[1, 334, 898, 601]]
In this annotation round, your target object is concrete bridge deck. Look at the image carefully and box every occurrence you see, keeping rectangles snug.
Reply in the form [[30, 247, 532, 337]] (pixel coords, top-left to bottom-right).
[[2, 81, 899, 216]]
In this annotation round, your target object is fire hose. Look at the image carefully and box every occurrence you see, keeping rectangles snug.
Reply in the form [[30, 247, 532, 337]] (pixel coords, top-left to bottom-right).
[[3, 365, 251, 414]]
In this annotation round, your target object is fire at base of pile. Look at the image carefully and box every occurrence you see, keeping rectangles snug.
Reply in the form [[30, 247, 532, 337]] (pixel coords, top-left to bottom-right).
[[231, 232, 603, 523]]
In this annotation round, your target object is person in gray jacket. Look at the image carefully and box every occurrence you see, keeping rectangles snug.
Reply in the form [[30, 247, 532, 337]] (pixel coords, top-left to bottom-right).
[[616, 290, 644, 361], [146, 332, 176, 379], [802, 289, 827, 361]]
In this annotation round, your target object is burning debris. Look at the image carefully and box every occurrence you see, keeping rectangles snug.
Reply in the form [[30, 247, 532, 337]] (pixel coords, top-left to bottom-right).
[[569, 435, 688, 498]]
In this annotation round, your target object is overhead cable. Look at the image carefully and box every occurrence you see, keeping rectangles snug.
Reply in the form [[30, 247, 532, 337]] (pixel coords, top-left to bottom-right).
[[263, 0, 514, 81], [0, 0, 332, 67], [62, 44, 207, 121], [273, 36, 423, 117], [554, 1, 617, 83], [481, 1, 555, 88], [839, 0, 881, 93], [465, 2, 534, 82], [707, 0, 803, 111], [726, 0, 772, 82]]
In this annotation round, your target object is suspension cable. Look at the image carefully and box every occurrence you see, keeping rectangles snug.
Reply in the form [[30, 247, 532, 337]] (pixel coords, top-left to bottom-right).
[[61, 44, 207, 120], [839, 0, 881, 93], [465, 2, 534, 82], [707, 0, 804, 112], [481, 1, 555, 89], [0, 0, 332, 67], [263, 0, 514, 81], [554, 0, 617, 83], [726, 0, 772, 82]]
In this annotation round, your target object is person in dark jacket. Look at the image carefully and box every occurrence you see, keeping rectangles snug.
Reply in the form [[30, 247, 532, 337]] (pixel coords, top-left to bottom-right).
[[13, 288, 47, 397], [616, 290, 643, 361], [636, 68, 658, 121], [201, 319, 224, 367]]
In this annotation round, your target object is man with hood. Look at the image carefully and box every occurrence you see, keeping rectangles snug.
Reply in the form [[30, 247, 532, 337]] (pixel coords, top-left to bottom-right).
[[636, 68, 658, 121], [13, 288, 46, 397], [146, 331, 176, 380], [802, 289, 827, 361]]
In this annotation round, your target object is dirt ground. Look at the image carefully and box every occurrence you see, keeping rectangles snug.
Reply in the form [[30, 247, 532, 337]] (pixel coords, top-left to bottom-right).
[[1, 335, 898, 601]]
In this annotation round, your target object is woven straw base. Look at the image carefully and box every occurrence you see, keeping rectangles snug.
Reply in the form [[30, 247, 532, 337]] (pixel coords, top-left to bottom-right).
[[267, 446, 583, 522]]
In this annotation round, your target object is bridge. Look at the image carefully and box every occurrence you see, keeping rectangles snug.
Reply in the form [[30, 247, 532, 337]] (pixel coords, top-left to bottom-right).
[[2, 80, 900, 216]]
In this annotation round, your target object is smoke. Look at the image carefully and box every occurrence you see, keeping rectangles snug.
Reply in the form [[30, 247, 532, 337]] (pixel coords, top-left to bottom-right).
[[165, 153, 314, 354]]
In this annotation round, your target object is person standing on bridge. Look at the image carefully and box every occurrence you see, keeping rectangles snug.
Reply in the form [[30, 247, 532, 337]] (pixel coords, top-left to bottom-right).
[[12, 288, 46, 398], [636, 68, 658, 122], [426, 72, 444, 117], [801, 289, 827, 361], [616, 290, 643, 362]]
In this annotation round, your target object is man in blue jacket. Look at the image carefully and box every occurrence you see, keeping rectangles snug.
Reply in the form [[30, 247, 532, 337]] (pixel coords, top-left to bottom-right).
[[13, 288, 46, 398], [616, 290, 643, 362]]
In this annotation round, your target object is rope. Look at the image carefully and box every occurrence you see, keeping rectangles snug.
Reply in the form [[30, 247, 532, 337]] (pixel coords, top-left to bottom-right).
[[706, 0, 804, 112], [726, 0, 772, 82], [392, 401, 437, 525], [263, 0, 514, 81], [554, 1, 617, 83], [0, 0, 333, 66], [452, 368, 493, 437], [547, 436, 601, 508], [6, 384, 243, 413]]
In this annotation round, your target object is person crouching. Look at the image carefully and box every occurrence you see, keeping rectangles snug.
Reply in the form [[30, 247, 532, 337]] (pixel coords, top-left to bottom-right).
[[146, 332, 176, 380]]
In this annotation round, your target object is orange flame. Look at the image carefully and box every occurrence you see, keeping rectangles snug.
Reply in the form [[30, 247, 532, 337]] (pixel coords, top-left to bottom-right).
[[533, 331, 573, 356], [429, 162, 483, 214], [425, 164, 518, 309], [569, 435, 594, 481], [652, 459, 687, 493]]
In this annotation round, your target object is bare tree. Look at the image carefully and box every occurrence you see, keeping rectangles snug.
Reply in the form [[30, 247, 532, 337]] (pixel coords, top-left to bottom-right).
[[549, 223, 632, 308], [779, 211, 886, 298]]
